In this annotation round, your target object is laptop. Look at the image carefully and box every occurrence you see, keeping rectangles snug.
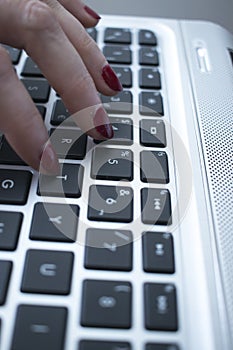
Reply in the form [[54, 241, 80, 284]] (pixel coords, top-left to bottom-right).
[[0, 14, 233, 350]]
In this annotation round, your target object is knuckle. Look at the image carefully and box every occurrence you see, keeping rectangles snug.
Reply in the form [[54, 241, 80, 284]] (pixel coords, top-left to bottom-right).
[[79, 29, 96, 52], [22, 1, 58, 32], [76, 73, 94, 91], [61, 72, 95, 101]]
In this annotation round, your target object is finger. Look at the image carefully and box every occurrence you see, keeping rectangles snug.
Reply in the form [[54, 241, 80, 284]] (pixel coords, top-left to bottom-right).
[[46, 0, 101, 28], [0, 45, 59, 174], [41, 0, 123, 95], [0, 0, 113, 139]]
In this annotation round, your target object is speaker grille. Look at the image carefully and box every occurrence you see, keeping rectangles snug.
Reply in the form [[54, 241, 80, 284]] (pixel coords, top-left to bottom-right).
[[182, 22, 233, 345]]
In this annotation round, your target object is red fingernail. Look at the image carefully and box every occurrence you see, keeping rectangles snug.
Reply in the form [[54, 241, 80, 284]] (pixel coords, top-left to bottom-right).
[[93, 107, 114, 139], [84, 5, 101, 20], [102, 65, 123, 92]]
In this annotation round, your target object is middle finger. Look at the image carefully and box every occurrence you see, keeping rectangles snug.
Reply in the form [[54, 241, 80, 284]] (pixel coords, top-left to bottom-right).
[[41, 0, 123, 95]]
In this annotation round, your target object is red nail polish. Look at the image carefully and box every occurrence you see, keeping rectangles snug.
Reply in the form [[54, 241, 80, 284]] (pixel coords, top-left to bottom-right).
[[102, 65, 123, 92], [84, 5, 101, 20], [93, 108, 114, 139]]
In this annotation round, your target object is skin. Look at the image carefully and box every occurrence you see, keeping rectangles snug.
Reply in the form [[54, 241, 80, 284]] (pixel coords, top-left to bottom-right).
[[0, 0, 120, 174]]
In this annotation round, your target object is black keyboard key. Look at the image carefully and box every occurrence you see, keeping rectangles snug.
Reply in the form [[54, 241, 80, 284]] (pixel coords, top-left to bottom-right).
[[36, 105, 46, 119], [112, 66, 132, 87], [85, 228, 133, 271], [38, 163, 84, 198], [104, 28, 132, 44], [50, 100, 75, 126], [0, 136, 25, 165], [21, 57, 43, 77], [50, 128, 87, 159], [110, 117, 133, 143], [142, 232, 175, 273], [139, 47, 159, 66], [140, 119, 166, 147], [146, 343, 179, 350], [144, 283, 178, 331], [139, 68, 161, 89], [79, 340, 131, 350], [30, 203, 79, 242], [0, 104, 44, 163], [21, 79, 50, 102], [91, 147, 133, 181], [86, 27, 97, 41], [139, 30, 157, 45], [103, 45, 132, 64], [81, 280, 132, 328], [0, 169, 32, 205], [140, 151, 169, 183], [0, 212, 23, 251], [0, 260, 12, 305], [88, 185, 133, 223], [139, 92, 164, 116], [11, 305, 67, 350], [2, 45, 22, 64], [141, 188, 171, 225], [21, 249, 74, 295], [101, 91, 133, 114], [95, 117, 133, 145]]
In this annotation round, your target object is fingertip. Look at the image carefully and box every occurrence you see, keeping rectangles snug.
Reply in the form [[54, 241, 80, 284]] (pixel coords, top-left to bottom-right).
[[93, 107, 114, 139], [39, 142, 60, 175], [83, 5, 101, 21], [102, 64, 123, 92]]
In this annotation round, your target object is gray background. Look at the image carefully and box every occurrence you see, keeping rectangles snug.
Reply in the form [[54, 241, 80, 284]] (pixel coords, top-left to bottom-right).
[[87, 0, 233, 34]]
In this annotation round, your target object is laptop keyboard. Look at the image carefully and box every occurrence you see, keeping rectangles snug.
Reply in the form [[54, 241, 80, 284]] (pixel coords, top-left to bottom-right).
[[0, 22, 182, 350]]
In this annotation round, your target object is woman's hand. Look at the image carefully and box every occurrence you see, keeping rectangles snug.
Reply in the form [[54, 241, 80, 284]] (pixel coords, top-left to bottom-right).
[[0, 0, 122, 174]]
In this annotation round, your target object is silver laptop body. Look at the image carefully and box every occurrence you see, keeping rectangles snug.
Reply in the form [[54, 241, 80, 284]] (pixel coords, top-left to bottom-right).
[[0, 15, 232, 350]]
